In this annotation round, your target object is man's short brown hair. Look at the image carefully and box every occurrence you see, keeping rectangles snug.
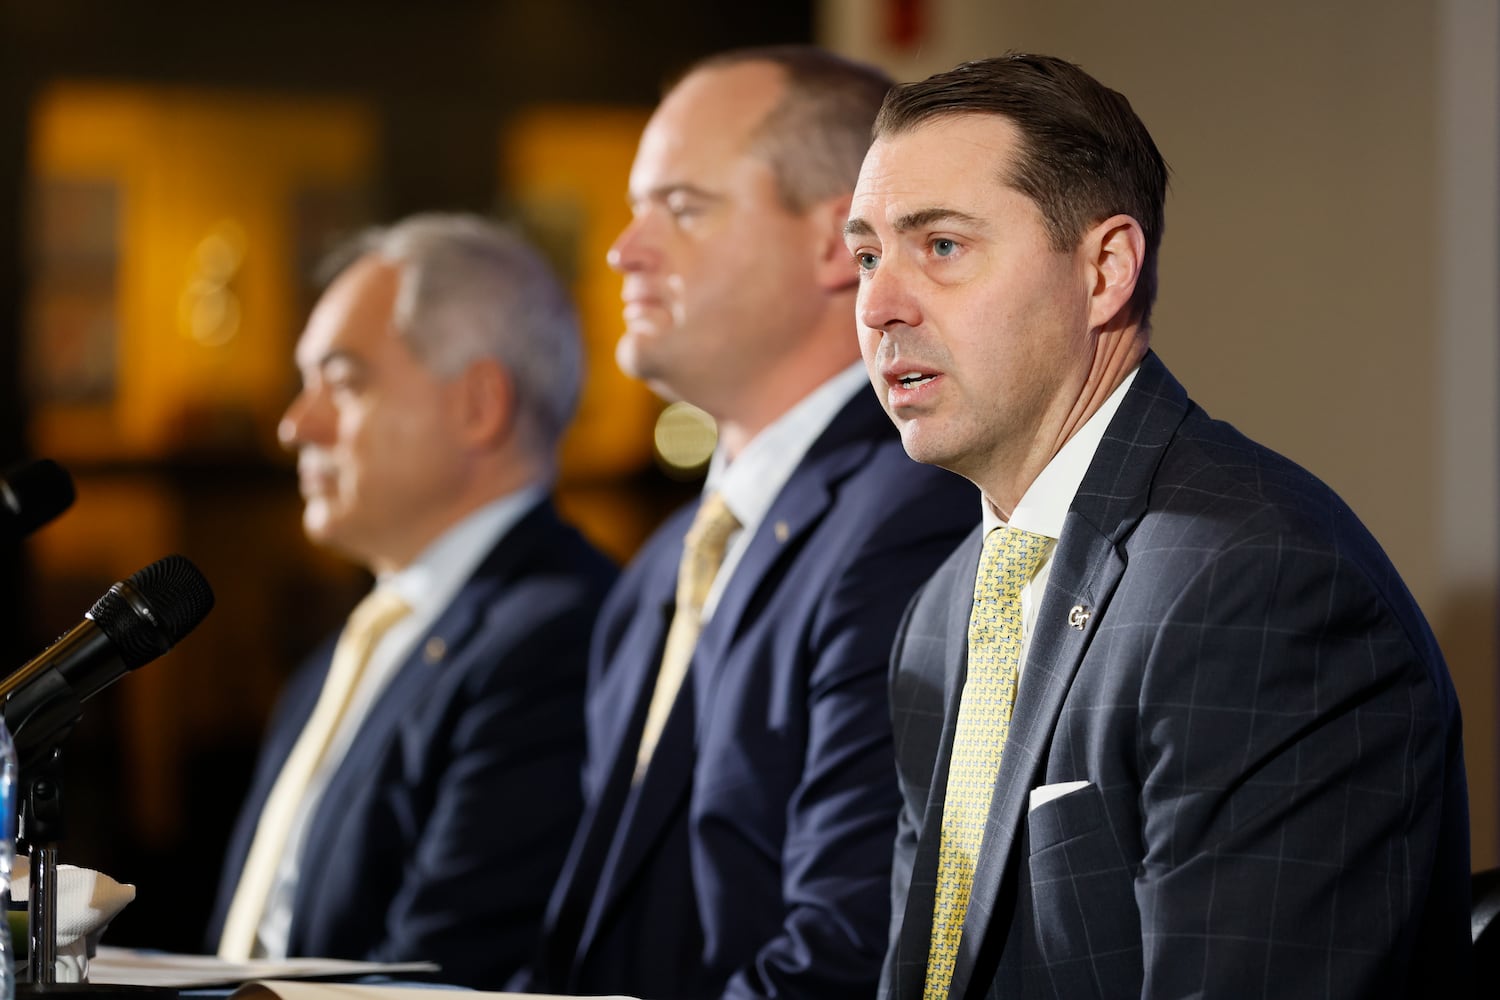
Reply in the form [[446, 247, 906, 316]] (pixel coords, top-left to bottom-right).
[[876, 53, 1169, 328]]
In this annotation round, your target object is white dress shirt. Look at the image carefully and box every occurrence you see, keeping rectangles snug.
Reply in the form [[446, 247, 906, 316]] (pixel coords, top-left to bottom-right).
[[980, 367, 1139, 676]]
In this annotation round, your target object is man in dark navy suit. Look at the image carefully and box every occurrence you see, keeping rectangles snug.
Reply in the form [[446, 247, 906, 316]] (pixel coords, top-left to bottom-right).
[[844, 54, 1471, 999], [208, 214, 615, 989], [528, 47, 978, 1000]]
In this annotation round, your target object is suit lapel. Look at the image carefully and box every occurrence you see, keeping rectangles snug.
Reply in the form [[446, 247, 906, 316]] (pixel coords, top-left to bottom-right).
[[589, 540, 682, 812], [543, 592, 670, 982], [691, 430, 868, 716], [891, 534, 983, 1000], [575, 676, 695, 956], [584, 600, 691, 941], [946, 523, 1121, 998], [293, 501, 555, 932], [559, 522, 683, 967]]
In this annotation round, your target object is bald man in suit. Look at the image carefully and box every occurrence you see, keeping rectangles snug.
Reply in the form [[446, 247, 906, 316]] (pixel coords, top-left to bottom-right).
[[529, 47, 977, 1000]]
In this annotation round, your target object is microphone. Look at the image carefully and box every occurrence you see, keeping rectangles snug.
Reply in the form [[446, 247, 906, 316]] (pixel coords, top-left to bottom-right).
[[2, 554, 214, 762], [2, 459, 75, 540]]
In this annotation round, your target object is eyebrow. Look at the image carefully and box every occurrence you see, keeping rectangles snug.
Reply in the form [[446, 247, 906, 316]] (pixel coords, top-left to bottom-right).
[[632, 182, 724, 206], [844, 207, 989, 240], [297, 347, 363, 377]]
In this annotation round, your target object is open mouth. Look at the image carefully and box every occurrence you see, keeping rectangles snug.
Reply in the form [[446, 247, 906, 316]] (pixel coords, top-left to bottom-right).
[[895, 371, 936, 389]]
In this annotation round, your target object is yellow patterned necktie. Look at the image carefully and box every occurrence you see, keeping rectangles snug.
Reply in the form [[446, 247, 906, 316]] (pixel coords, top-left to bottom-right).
[[634, 492, 741, 781], [924, 526, 1054, 999], [218, 586, 412, 960]]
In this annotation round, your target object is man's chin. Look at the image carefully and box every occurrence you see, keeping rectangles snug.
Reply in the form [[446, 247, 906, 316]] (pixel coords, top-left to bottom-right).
[[301, 504, 341, 547], [615, 326, 674, 385], [897, 422, 955, 471]]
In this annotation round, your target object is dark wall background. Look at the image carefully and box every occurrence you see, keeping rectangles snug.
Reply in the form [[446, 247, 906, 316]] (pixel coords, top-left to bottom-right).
[[0, 0, 814, 953]]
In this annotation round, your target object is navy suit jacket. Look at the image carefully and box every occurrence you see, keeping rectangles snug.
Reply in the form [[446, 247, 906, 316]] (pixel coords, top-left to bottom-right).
[[882, 353, 1471, 999], [207, 499, 616, 989], [533, 387, 978, 1000]]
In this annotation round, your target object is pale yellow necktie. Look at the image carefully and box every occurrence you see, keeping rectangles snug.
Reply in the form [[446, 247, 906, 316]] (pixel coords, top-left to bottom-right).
[[633, 493, 740, 782], [924, 526, 1053, 999], [218, 586, 412, 960]]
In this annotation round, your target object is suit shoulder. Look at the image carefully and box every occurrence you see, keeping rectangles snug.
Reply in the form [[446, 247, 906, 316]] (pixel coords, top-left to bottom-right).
[[498, 509, 618, 607], [838, 429, 977, 523], [1138, 406, 1439, 663], [593, 501, 692, 623], [1151, 406, 1381, 551], [454, 512, 615, 665], [520, 507, 618, 576]]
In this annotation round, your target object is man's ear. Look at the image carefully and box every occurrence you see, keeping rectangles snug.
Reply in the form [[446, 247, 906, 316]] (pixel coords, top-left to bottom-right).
[[454, 357, 515, 449], [1085, 214, 1145, 330], [809, 192, 858, 293]]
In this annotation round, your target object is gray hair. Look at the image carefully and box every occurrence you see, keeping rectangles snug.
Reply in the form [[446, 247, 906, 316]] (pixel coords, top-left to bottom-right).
[[324, 213, 583, 456]]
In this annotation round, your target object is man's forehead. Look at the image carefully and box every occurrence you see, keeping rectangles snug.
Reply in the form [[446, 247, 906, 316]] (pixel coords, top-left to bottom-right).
[[634, 64, 784, 172], [629, 128, 778, 205], [294, 255, 399, 368], [293, 321, 352, 372], [869, 114, 1020, 171], [854, 116, 1021, 209], [663, 61, 786, 121]]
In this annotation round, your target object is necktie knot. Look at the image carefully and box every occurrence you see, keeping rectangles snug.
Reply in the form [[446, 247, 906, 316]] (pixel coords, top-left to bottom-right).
[[344, 586, 413, 651], [675, 492, 741, 616], [975, 526, 1053, 610]]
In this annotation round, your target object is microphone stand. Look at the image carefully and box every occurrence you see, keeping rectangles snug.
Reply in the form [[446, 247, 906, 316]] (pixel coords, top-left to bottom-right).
[[21, 748, 64, 986], [8, 683, 175, 998], [8, 667, 83, 992]]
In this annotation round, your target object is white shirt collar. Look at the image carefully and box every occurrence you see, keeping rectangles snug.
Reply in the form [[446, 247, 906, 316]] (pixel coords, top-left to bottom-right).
[[984, 367, 1139, 538], [705, 362, 869, 538], [692, 363, 868, 620], [376, 483, 547, 617]]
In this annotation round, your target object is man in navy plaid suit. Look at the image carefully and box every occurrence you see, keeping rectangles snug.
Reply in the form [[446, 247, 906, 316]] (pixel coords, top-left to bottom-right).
[[843, 54, 1471, 999]]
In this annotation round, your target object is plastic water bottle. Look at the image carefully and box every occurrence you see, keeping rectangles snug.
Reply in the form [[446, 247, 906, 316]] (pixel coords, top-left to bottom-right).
[[0, 716, 16, 1000]]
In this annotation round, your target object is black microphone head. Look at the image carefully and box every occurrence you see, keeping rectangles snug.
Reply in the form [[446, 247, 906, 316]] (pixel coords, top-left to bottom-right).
[[86, 554, 215, 669], [2, 458, 75, 537]]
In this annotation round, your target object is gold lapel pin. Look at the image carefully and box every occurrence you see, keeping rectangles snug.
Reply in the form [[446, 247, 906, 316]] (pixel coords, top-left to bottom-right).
[[1067, 605, 1091, 630], [423, 636, 447, 664]]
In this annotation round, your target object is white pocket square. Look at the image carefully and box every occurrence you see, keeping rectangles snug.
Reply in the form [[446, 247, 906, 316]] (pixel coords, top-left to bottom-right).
[[1028, 780, 1091, 812]]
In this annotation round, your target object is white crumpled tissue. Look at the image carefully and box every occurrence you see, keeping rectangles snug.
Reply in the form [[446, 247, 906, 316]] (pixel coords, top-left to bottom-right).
[[11, 856, 136, 982]]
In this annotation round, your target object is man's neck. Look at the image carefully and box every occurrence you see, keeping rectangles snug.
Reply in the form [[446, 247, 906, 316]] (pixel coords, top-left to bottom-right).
[[715, 311, 861, 461], [366, 463, 546, 575]]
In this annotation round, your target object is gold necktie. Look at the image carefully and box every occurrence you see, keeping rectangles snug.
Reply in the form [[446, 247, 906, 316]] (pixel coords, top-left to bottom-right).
[[634, 492, 740, 781], [924, 526, 1053, 999], [218, 586, 412, 960]]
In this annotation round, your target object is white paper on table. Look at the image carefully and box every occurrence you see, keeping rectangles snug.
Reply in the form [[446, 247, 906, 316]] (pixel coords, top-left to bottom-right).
[[88, 946, 441, 989]]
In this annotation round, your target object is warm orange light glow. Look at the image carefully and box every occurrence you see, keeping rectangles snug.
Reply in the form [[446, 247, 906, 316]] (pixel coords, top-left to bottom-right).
[[27, 83, 377, 464]]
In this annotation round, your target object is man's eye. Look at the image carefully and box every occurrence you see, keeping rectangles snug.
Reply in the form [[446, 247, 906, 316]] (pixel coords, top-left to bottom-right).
[[324, 369, 361, 395], [932, 238, 958, 257], [855, 252, 879, 271]]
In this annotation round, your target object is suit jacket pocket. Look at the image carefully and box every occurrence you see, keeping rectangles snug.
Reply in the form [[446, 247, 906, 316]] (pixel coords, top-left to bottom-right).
[[1027, 781, 1097, 850], [1024, 783, 1143, 999]]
